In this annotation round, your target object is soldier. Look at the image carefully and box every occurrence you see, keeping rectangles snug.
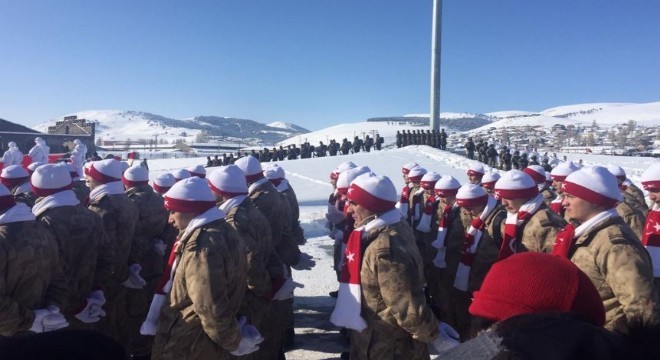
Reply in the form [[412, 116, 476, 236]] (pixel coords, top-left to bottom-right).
[[122, 165, 171, 359], [30, 164, 111, 331], [352, 136, 363, 153], [1, 141, 23, 167], [486, 144, 498, 168], [480, 172, 501, 197], [363, 135, 373, 152], [511, 150, 521, 170], [340, 138, 351, 155], [315, 141, 327, 157], [149, 178, 260, 359], [439, 129, 448, 150], [396, 162, 419, 219], [329, 172, 458, 359], [187, 164, 206, 178], [172, 168, 191, 182], [447, 184, 506, 340], [375, 133, 384, 150], [328, 140, 339, 156], [502, 149, 512, 171], [549, 161, 580, 219], [395, 131, 402, 148], [553, 166, 660, 334], [523, 165, 556, 206], [264, 164, 306, 245], [152, 173, 176, 196], [607, 165, 648, 215], [326, 162, 357, 289], [493, 170, 566, 257], [0, 183, 69, 336], [26, 161, 45, 176], [64, 163, 90, 204], [431, 175, 464, 329], [640, 163, 660, 297], [1, 165, 37, 207], [466, 163, 485, 186], [28, 137, 49, 164], [464, 138, 475, 160], [84, 159, 139, 346], [208, 165, 292, 360], [406, 166, 427, 227]]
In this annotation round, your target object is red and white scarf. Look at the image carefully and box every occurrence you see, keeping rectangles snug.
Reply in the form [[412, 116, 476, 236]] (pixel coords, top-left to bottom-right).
[[553, 209, 618, 259], [31, 190, 80, 217], [432, 203, 454, 268], [454, 196, 498, 291], [549, 194, 564, 215], [338, 204, 355, 271], [643, 204, 660, 277], [415, 193, 437, 233], [330, 209, 401, 332], [140, 207, 225, 335], [397, 183, 413, 217], [88, 181, 125, 204], [409, 187, 425, 225], [498, 194, 544, 260]]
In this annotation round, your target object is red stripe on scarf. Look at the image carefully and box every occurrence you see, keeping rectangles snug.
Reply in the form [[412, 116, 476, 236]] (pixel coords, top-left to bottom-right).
[[459, 217, 485, 266], [155, 239, 181, 295], [643, 210, 660, 247], [498, 211, 532, 260]]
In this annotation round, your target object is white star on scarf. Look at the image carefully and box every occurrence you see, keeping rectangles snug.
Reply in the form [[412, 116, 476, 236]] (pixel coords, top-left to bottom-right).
[[653, 222, 660, 233], [346, 252, 355, 263]]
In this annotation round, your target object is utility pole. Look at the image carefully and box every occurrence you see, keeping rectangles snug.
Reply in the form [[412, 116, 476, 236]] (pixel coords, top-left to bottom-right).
[[430, 0, 443, 131]]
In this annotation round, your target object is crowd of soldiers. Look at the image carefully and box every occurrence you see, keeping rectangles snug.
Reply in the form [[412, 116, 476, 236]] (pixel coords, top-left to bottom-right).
[[1, 139, 317, 360], [206, 134, 385, 168], [325, 155, 660, 358], [463, 137, 568, 172], [394, 128, 448, 149]]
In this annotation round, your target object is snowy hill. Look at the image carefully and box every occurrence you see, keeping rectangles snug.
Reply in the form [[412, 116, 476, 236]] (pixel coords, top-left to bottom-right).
[[33, 110, 310, 145]]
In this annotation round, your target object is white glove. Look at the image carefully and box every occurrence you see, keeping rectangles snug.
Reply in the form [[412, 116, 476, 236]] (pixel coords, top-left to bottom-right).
[[153, 239, 166, 256], [74, 290, 107, 323], [325, 206, 346, 225], [122, 264, 147, 289], [42, 306, 70, 332], [230, 316, 265, 356], [292, 253, 315, 271], [272, 278, 304, 301], [429, 322, 460, 354], [28, 309, 50, 333]]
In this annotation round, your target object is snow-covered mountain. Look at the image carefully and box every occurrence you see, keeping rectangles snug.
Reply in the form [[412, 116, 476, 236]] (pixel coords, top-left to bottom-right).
[[32, 110, 310, 145]]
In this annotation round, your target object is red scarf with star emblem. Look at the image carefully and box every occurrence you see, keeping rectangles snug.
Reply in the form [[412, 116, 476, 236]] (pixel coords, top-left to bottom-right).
[[643, 205, 660, 277], [330, 209, 401, 331], [499, 194, 544, 260], [432, 203, 454, 268]]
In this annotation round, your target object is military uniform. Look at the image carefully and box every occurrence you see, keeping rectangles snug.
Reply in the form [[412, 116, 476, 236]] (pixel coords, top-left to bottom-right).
[[0, 220, 67, 336], [152, 219, 247, 360], [350, 217, 439, 360], [500, 204, 566, 253], [569, 216, 660, 334], [615, 200, 645, 240]]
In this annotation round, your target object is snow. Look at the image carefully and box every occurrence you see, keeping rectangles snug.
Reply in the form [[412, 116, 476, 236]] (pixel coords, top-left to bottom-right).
[[142, 143, 658, 359]]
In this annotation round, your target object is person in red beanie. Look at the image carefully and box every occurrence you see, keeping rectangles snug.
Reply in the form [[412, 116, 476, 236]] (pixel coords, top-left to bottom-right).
[[553, 166, 660, 334], [330, 172, 459, 359], [493, 169, 566, 258], [438, 253, 631, 359]]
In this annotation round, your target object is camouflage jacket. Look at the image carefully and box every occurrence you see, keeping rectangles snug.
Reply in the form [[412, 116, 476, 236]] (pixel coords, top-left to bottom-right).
[[569, 216, 660, 334], [36, 202, 112, 314], [153, 219, 247, 360], [500, 204, 567, 253], [0, 220, 67, 336], [87, 193, 139, 284], [125, 185, 169, 278], [624, 183, 648, 215], [351, 216, 438, 360], [541, 187, 557, 207], [616, 201, 645, 240], [71, 180, 91, 204]]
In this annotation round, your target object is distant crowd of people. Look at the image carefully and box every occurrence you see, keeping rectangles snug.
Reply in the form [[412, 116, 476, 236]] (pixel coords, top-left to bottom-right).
[[395, 128, 449, 149], [205, 134, 385, 167]]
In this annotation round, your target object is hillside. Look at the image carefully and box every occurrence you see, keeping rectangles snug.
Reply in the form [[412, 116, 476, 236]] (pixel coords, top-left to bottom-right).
[[0, 117, 41, 133]]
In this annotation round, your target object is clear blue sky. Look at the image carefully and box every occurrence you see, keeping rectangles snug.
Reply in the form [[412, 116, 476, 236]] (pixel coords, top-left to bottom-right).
[[1, 1, 659, 130]]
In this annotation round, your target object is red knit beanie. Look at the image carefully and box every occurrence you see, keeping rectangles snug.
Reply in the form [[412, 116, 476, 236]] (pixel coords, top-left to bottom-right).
[[469, 252, 605, 326]]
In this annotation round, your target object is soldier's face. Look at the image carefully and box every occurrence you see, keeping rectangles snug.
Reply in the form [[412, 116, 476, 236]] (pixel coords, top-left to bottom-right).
[[463, 204, 485, 216], [85, 176, 100, 191], [439, 196, 455, 207], [169, 211, 196, 231], [552, 179, 564, 194], [347, 201, 371, 224], [500, 197, 527, 214], [562, 193, 603, 223], [467, 175, 481, 185], [647, 189, 660, 205]]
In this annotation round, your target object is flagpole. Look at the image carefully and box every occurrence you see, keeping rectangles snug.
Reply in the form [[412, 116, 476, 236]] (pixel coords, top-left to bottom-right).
[[430, 0, 443, 131]]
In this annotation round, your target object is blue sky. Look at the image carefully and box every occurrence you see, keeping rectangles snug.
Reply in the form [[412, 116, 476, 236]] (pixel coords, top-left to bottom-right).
[[1, 1, 659, 130]]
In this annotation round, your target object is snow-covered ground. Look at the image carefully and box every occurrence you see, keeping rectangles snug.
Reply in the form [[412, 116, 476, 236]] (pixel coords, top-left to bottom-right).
[[145, 146, 658, 359]]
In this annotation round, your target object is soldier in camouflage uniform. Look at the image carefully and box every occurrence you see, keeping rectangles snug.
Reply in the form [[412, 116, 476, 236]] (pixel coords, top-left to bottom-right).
[[152, 178, 254, 360], [0, 183, 68, 336], [608, 165, 648, 216], [84, 159, 139, 347], [494, 170, 566, 256], [524, 165, 557, 206], [122, 165, 171, 359], [330, 172, 458, 359], [1, 165, 37, 208], [553, 166, 660, 334], [30, 164, 112, 330]]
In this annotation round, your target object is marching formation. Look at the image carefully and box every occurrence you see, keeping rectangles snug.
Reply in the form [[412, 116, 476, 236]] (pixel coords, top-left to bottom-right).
[[2, 133, 660, 359], [325, 154, 660, 358]]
